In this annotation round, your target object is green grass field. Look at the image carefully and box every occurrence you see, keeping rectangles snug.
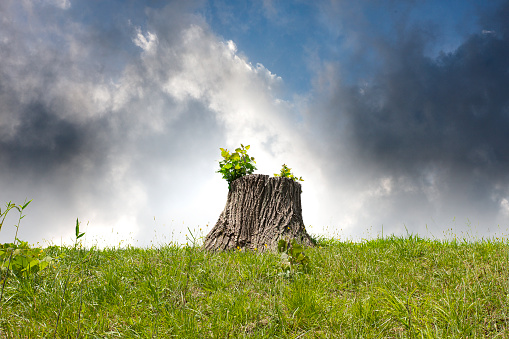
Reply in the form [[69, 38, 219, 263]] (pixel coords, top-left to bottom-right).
[[1, 233, 508, 338]]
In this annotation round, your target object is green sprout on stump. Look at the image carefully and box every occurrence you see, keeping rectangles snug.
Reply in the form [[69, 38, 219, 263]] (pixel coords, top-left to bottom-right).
[[274, 164, 303, 182], [217, 144, 257, 190]]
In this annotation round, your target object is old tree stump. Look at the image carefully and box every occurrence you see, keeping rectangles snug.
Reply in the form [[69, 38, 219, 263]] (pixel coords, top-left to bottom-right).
[[203, 174, 315, 251]]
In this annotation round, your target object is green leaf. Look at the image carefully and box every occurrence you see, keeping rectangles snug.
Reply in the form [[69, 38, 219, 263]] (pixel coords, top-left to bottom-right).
[[224, 163, 232, 169], [38, 261, 49, 271], [28, 259, 40, 269], [277, 239, 287, 253], [290, 242, 304, 256], [221, 149, 230, 158], [234, 164, 241, 170], [75, 218, 80, 238], [21, 200, 32, 210]]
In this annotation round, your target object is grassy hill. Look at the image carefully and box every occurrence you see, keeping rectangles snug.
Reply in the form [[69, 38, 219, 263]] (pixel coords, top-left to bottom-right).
[[1, 233, 508, 338]]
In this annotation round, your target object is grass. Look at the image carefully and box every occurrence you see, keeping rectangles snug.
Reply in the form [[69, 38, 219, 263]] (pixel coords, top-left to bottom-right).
[[0, 233, 508, 338]]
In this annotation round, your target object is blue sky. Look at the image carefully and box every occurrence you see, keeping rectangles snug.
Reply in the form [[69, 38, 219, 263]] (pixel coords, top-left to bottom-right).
[[1, 0, 509, 247], [202, 1, 326, 95], [202, 1, 498, 93]]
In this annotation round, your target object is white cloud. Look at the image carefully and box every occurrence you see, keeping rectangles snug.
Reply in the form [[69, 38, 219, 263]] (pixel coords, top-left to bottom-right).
[[226, 40, 237, 53], [132, 22, 290, 149], [133, 27, 158, 53]]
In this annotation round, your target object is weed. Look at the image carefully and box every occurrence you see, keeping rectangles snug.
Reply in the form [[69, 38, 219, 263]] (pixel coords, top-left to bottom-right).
[[0, 240, 55, 279], [54, 218, 87, 338], [274, 164, 303, 182], [0, 200, 56, 303], [277, 239, 310, 278]]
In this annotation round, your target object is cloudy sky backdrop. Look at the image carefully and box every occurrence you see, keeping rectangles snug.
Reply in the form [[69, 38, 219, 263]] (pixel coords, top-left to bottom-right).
[[1, 0, 509, 247]]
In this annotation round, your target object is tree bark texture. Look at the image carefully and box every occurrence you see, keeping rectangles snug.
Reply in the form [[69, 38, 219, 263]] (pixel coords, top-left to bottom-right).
[[203, 174, 315, 252]]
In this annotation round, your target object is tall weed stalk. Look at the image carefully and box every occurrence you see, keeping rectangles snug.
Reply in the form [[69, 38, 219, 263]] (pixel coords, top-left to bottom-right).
[[53, 218, 85, 338], [0, 200, 31, 303]]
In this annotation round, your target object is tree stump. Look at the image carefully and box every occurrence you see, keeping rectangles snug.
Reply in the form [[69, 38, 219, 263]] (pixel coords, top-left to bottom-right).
[[203, 174, 315, 252]]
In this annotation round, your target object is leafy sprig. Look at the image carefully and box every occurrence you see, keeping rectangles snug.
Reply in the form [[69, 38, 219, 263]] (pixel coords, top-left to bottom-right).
[[274, 164, 303, 182], [277, 238, 310, 277], [0, 200, 58, 303], [0, 241, 56, 279], [217, 144, 257, 189]]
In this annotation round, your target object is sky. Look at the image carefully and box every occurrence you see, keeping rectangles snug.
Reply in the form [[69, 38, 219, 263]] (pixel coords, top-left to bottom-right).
[[1, 0, 509, 247]]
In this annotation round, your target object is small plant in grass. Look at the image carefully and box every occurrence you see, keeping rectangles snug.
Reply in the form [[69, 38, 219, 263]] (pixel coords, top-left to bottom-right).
[[54, 218, 86, 338], [0, 240, 55, 278], [0, 201, 29, 233], [274, 164, 303, 182], [0, 200, 57, 302], [277, 239, 310, 278], [217, 144, 257, 189]]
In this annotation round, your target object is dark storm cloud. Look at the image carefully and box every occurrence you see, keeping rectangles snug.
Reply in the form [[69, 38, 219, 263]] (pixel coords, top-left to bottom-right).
[[343, 31, 509, 178], [0, 0, 207, 179], [1, 104, 90, 172], [0, 2, 112, 178], [307, 0, 509, 235]]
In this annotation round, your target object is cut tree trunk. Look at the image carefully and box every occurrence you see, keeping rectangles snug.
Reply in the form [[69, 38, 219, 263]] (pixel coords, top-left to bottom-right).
[[203, 174, 315, 252]]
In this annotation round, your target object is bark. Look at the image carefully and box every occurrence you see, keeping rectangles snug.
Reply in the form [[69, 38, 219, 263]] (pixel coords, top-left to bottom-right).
[[203, 174, 315, 252]]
